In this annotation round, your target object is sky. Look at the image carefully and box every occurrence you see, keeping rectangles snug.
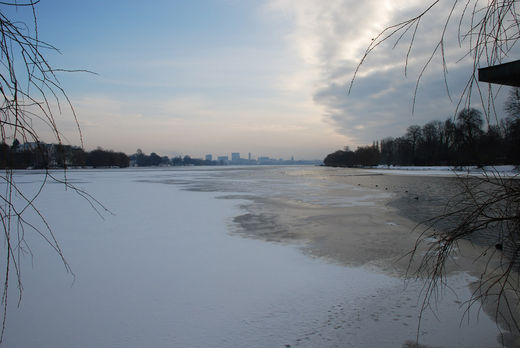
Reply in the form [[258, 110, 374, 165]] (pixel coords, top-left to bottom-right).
[[12, 0, 517, 160]]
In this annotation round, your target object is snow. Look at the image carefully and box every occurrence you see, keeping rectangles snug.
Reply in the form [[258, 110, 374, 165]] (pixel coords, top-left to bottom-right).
[[372, 164, 519, 176], [1, 167, 507, 347]]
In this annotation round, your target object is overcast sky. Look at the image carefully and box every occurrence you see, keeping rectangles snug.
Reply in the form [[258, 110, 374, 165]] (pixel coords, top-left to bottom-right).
[[25, 0, 518, 159]]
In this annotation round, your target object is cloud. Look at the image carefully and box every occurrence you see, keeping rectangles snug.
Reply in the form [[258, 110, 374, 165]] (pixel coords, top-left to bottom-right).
[[265, 0, 514, 146]]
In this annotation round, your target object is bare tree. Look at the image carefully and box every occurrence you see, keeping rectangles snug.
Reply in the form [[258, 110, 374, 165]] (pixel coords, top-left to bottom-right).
[[505, 87, 520, 118], [0, 1, 106, 343]]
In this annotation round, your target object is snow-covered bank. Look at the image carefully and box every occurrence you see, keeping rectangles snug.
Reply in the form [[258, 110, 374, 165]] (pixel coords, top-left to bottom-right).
[[371, 164, 519, 176], [1, 168, 509, 347]]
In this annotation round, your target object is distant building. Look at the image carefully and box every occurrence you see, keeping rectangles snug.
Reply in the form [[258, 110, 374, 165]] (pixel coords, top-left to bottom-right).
[[248, 152, 251, 161], [257, 156, 271, 164], [217, 156, 229, 164], [231, 152, 240, 162], [205, 154, 212, 161]]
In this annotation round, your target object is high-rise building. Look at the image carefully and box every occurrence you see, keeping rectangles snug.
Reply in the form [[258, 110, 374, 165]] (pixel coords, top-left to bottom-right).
[[205, 154, 212, 161], [231, 152, 240, 162], [248, 152, 251, 161]]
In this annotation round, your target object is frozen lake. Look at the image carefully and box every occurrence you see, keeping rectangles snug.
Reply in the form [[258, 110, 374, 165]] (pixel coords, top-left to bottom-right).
[[1, 167, 509, 347]]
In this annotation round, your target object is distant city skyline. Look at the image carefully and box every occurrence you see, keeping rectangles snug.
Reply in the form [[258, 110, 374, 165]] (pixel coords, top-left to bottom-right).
[[133, 147, 325, 162], [199, 151, 306, 162]]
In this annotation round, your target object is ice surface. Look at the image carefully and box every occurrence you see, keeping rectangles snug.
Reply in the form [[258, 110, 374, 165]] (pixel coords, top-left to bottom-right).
[[1, 167, 507, 347]]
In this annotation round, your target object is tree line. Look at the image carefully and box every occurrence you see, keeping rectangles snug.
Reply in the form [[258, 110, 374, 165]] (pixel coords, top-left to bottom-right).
[[0, 141, 130, 169], [129, 149, 218, 167], [324, 93, 520, 167], [0, 143, 227, 169]]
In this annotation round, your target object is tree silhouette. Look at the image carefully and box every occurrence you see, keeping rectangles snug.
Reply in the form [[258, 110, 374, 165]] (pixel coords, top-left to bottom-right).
[[456, 108, 484, 143], [505, 88, 520, 119]]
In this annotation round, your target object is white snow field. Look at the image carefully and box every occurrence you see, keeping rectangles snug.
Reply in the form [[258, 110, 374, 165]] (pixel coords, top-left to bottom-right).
[[1, 167, 508, 347]]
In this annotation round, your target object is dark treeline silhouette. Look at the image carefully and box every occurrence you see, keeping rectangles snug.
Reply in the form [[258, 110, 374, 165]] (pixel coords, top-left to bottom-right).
[[0, 141, 130, 169], [324, 144, 380, 167], [325, 106, 520, 167], [129, 149, 217, 167], [85, 148, 130, 168]]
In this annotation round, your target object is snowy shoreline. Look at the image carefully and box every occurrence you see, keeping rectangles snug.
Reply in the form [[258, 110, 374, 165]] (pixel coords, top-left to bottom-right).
[[370, 164, 519, 177]]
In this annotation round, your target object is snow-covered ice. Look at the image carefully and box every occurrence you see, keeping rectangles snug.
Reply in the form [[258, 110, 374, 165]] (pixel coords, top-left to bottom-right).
[[1, 167, 509, 347]]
